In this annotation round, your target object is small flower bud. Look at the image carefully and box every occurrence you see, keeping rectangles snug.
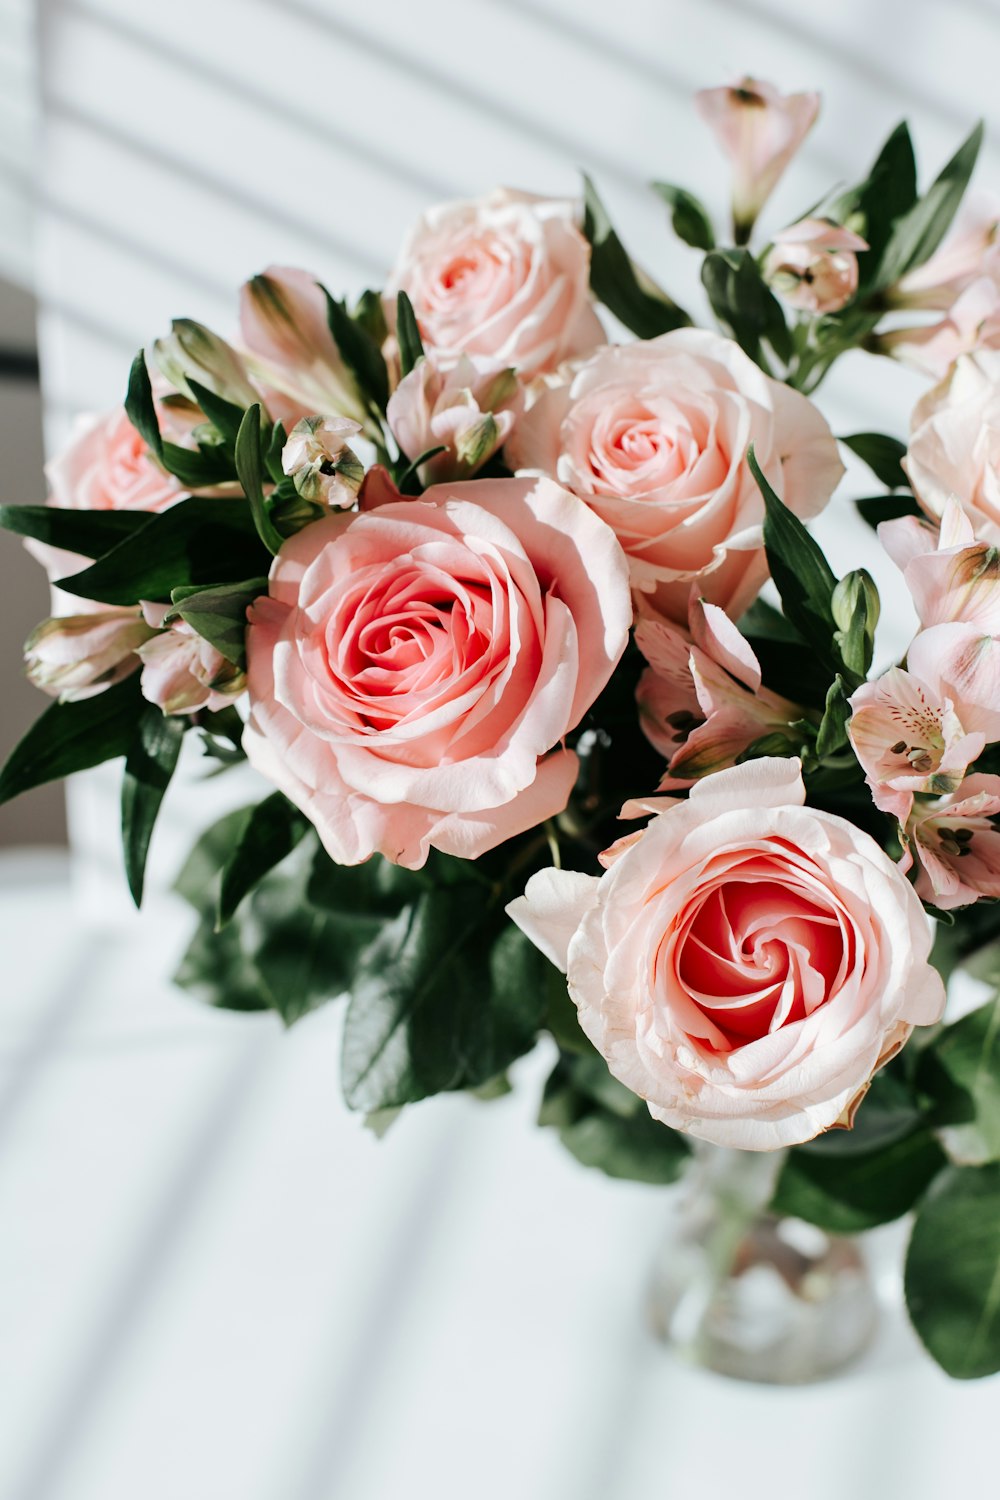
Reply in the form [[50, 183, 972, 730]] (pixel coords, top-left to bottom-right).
[[25, 609, 153, 701], [281, 414, 364, 511], [764, 218, 867, 314], [153, 319, 259, 408]]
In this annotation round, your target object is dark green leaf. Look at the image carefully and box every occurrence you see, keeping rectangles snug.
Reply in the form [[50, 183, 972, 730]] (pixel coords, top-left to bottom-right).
[[582, 174, 691, 338], [920, 994, 1000, 1163], [354, 288, 389, 348], [396, 290, 425, 378], [173, 804, 253, 909], [159, 440, 236, 490], [216, 792, 311, 927], [905, 1164, 1000, 1378], [539, 1054, 689, 1185], [341, 887, 545, 1111], [265, 420, 287, 486], [0, 673, 142, 806], [772, 1128, 945, 1232], [235, 404, 284, 557], [701, 248, 793, 365], [322, 285, 389, 415], [797, 1067, 924, 1159], [186, 378, 249, 448], [878, 121, 984, 288], [842, 432, 908, 490], [749, 446, 839, 670], [651, 181, 715, 250], [830, 122, 917, 291], [855, 492, 923, 530], [174, 913, 273, 1013], [121, 705, 185, 906], [0, 503, 151, 556], [168, 577, 267, 669], [124, 350, 163, 461], [54, 496, 267, 605], [738, 597, 805, 647]]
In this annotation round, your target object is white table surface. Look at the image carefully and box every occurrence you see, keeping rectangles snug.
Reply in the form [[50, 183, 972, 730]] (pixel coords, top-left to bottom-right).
[[1, 846, 998, 1500]]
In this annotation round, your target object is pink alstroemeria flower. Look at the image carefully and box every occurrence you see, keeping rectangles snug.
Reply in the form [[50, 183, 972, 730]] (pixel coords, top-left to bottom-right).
[[908, 624, 1000, 742], [695, 78, 819, 238], [892, 192, 1000, 312], [902, 774, 1000, 911], [880, 499, 1000, 632], [879, 277, 1000, 378], [636, 594, 799, 787], [847, 666, 985, 823]]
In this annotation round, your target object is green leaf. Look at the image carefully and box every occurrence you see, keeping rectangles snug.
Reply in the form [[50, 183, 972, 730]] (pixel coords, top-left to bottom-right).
[[173, 804, 252, 909], [121, 705, 185, 906], [0, 503, 151, 556], [54, 496, 267, 605], [396, 290, 425, 378], [124, 350, 163, 461], [905, 1164, 1000, 1378], [322, 286, 389, 416], [174, 913, 273, 1013], [701, 249, 793, 366], [235, 404, 284, 557], [749, 446, 839, 670], [797, 1068, 924, 1159], [340, 889, 546, 1112], [772, 1128, 946, 1232], [855, 492, 923, 530], [920, 995, 1000, 1163], [651, 181, 714, 250], [582, 174, 691, 338], [831, 121, 917, 291], [167, 577, 267, 669], [353, 288, 389, 348], [216, 792, 311, 927], [539, 1054, 689, 1185], [157, 439, 237, 491], [878, 121, 984, 289], [186, 378, 249, 449], [0, 673, 142, 806], [815, 676, 851, 758], [265, 419, 287, 486], [842, 432, 908, 490]]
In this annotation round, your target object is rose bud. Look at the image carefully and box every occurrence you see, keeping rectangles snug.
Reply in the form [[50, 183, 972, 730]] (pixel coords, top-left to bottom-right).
[[386, 352, 523, 484], [137, 605, 246, 716], [281, 414, 364, 511], [25, 608, 153, 701], [764, 218, 867, 314], [153, 319, 259, 409], [695, 78, 820, 242]]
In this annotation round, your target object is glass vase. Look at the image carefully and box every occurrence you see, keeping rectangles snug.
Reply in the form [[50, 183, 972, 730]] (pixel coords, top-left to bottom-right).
[[646, 1143, 878, 1383]]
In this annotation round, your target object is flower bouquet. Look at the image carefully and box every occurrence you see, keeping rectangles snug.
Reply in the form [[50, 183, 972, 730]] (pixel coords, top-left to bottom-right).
[[5, 77, 1000, 1381]]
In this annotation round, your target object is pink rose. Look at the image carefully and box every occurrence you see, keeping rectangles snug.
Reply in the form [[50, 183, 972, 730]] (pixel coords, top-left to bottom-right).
[[506, 328, 843, 623], [384, 188, 604, 377], [508, 758, 944, 1150], [386, 352, 523, 485], [48, 406, 184, 516], [695, 78, 820, 238], [136, 604, 246, 716], [764, 218, 867, 314], [243, 475, 632, 869]]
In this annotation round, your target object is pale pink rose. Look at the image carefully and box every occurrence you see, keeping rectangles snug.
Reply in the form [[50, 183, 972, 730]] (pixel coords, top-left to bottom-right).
[[137, 604, 245, 716], [764, 217, 867, 314], [24, 606, 152, 701], [384, 188, 605, 377], [905, 350, 1000, 541], [386, 352, 523, 485], [239, 266, 369, 429], [506, 328, 843, 623], [847, 665, 985, 823], [508, 758, 944, 1150], [892, 192, 1000, 311], [636, 593, 799, 785], [907, 623, 1000, 741], [880, 500, 1000, 632], [695, 78, 820, 237], [880, 277, 1000, 377], [242, 475, 632, 869], [901, 774, 1000, 911]]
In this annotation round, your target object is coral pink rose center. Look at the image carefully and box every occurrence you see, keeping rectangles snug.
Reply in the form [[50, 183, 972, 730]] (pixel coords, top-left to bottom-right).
[[668, 859, 849, 1051]]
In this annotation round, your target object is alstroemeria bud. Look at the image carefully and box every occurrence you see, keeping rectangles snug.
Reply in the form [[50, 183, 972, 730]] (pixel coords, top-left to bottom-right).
[[281, 414, 364, 510], [833, 568, 881, 637], [137, 604, 245, 716], [153, 319, 259, 408], [765, 218, 867, 314], [695, 78, 820, 242], [386, 351, 523, 485], [239, 267, 370, 430], [25, 608, 153, 701]]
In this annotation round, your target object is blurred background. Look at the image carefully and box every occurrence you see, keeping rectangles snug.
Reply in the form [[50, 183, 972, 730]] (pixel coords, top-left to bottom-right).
[[2, 1, 1000, 1496]]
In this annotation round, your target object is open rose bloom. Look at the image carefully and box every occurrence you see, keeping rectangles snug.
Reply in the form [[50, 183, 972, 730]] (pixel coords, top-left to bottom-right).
[[8, 75, 1000, 1377]]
